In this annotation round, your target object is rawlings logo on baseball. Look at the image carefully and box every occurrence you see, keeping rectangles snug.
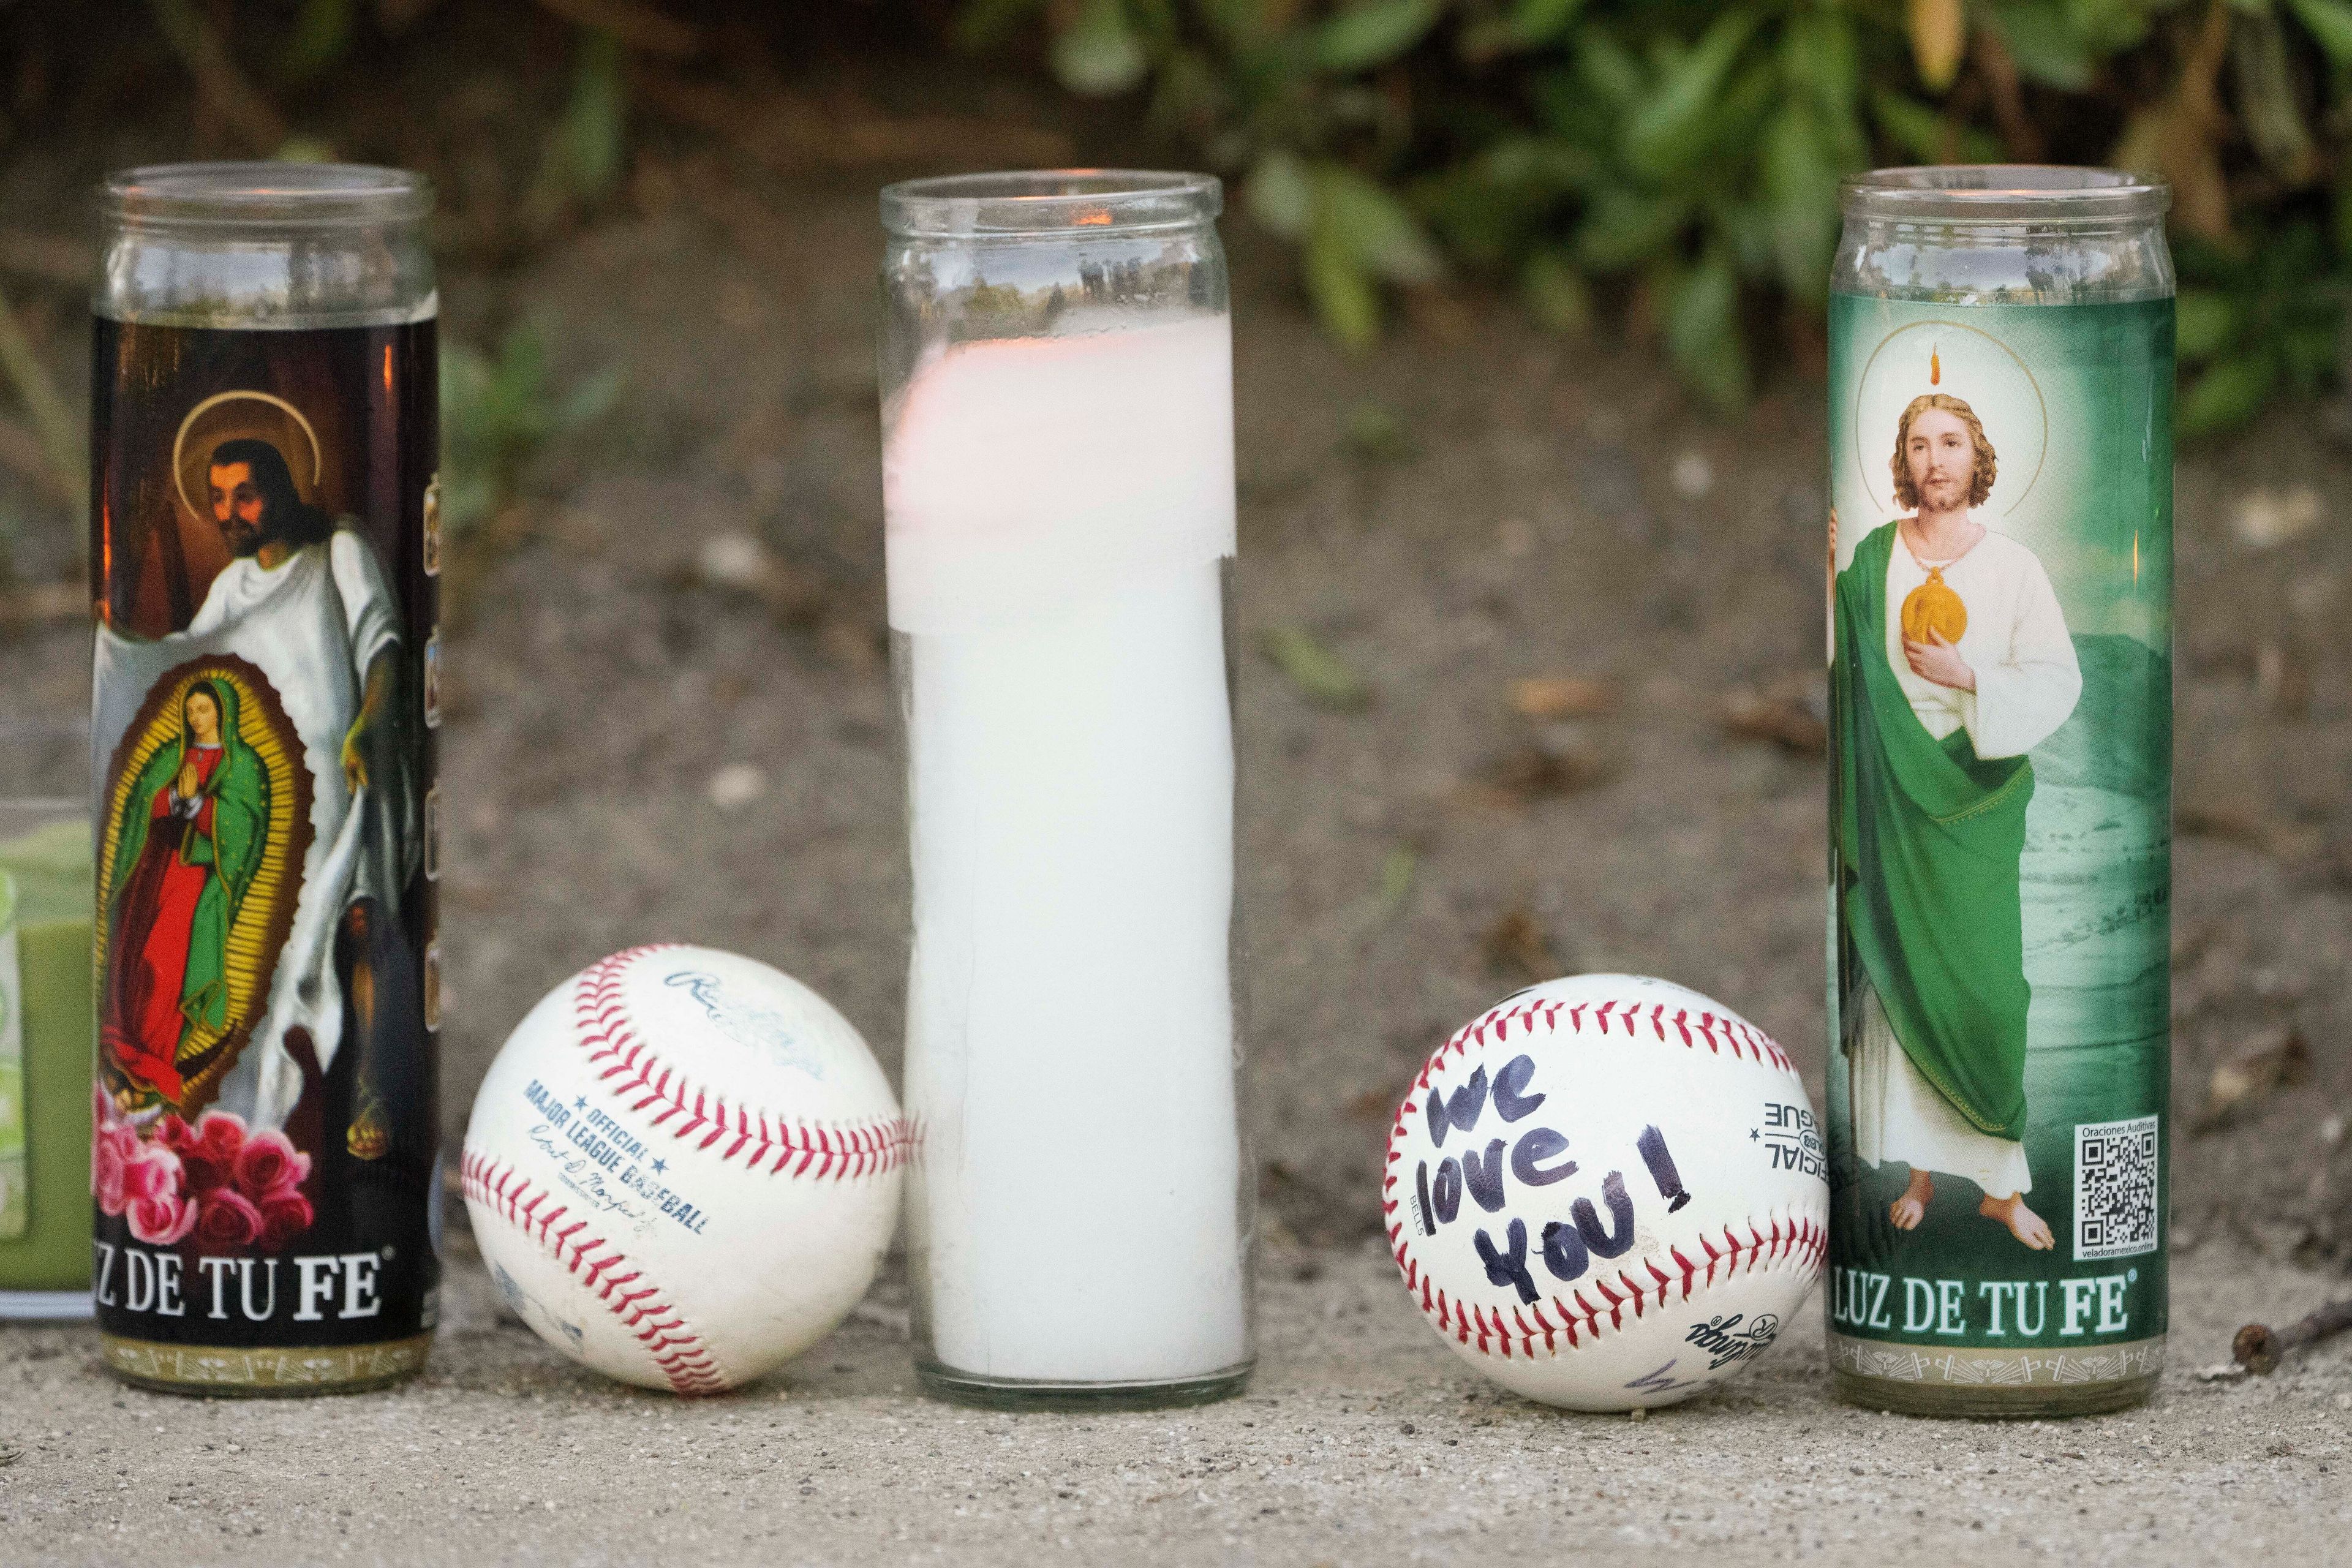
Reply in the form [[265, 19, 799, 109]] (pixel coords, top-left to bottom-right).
[[462, 945, 910, 1396], [1385, 974, 1827, 1410]]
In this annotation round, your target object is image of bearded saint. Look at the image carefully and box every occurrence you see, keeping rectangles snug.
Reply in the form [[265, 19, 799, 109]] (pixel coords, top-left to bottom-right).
[[1830, 391, 2081, 1252], [96, 433, 418, 1148]]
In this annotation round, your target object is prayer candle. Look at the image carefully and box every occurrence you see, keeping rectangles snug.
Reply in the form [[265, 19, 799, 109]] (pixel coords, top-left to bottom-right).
[[1825, 167, 2173, 1417], [881, 172, 1253, 1405], [87, 164, 442, 1394]]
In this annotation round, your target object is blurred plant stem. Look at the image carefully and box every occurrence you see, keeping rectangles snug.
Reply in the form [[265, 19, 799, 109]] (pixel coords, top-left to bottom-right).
[[0, 283, 83, 521], [146, 0, 289, 153], [440, 316, 624, 543]]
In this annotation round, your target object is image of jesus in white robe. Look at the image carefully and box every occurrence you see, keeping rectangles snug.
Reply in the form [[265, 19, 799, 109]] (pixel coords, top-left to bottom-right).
[[95, 442, 414, 1136]]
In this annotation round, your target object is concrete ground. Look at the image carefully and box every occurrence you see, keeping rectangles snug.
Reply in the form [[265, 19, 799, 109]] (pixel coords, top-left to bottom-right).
[[1, 1237, 2347, 1566]]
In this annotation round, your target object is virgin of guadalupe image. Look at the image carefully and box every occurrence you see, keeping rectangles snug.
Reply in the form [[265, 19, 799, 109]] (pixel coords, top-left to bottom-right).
[[100, 678, 267, 1103], [1830, 382, 2081, 1251], [95, 393, 420, 1156]]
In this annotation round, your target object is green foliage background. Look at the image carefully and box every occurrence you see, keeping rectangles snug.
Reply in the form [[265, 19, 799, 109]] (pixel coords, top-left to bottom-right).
[[968, 0, 2352, 430]]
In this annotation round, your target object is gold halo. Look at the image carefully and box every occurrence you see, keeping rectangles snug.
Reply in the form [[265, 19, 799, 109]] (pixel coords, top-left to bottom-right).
[[172, 391, 322, 521]]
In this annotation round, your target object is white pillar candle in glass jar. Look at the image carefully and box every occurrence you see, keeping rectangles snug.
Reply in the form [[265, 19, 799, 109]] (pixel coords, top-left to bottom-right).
[[879, 172, 1253, 1408]]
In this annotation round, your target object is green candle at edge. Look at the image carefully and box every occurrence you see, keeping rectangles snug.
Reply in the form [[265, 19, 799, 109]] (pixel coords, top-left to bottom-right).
[[0, 820, 94, 1293]]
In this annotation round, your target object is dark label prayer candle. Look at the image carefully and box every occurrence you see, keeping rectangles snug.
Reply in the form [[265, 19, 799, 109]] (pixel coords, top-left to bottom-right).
[[88, 165, 441, 1393]]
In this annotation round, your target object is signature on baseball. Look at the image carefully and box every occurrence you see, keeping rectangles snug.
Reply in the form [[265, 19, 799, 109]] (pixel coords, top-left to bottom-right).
[[1409, 1051, 1696, 1306], [663, 968, 828, 1079], [1683, 1311, 1781, 1370]]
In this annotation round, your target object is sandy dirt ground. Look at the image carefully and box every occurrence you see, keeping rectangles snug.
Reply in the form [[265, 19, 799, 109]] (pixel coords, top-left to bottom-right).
[[2, 39, 2351, 1566]]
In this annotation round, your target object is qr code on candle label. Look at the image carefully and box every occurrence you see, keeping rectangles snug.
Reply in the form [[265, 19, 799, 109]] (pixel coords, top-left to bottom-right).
[[2074, 1114, 2160, 1262]]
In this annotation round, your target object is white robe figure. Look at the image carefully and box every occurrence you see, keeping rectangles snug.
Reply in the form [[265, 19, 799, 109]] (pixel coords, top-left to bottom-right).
[[1848, 522, 2081, 1198], [93, 524, 414, 1133]]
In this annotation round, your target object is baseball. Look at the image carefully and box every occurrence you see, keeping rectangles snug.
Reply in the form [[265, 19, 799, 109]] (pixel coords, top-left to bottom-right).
[[1385, 974, 1826, 1410], [462, 944, 908, 1395]]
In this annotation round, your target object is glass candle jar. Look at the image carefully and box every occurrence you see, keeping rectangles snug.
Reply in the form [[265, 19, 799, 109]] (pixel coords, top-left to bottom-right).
[[0, 718, 97, 1320], [89, 164, 442, 1394], [1824, 167, 2173, 1417], [880, 172, 1254, 1408]]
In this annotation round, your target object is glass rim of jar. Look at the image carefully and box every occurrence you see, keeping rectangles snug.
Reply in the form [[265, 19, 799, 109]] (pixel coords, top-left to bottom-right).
[[1841, 165, 2169, 225], [100, 162, 434, 230], [880, 170, 1221, 239]]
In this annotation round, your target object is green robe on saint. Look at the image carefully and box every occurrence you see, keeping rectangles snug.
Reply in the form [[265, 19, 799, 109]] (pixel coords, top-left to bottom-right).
[[1833, 522, 2034, 1142]]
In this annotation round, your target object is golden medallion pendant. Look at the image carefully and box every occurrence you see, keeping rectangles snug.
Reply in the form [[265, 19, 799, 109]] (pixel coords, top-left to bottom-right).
[[1901, 565, 1967, 645]]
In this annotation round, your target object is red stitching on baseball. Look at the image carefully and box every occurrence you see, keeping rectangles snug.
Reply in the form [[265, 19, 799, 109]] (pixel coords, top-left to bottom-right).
[[570, 945, 913, 1182], [460, 1150, 731, 1396], [1396, 1215, 1829, 1363], [1401, 993, 1795, 1114]]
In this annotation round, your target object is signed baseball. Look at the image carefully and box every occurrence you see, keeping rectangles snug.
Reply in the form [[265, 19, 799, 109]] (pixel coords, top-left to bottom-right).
[[462, 945, 908, 1394], [1385, 974, 1826, 1410]]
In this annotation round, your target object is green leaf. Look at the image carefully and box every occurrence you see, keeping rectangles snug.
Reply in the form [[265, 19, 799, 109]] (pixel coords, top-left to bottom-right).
[[1052, 0, 1150, 95], [1781, 10, 1857, 120], [273, 135, 337, 164], [1246, 149, 1316, 240], [956, 0, 1050, 50], [1474, 136, 1596, 192], [2173, 290, 2238, 363], [2288, 0, 2352, 64], [1985, 1, 2095, 90], [1665, 250, 1748, 412], [2177, 352, 2280, 437], [1504, 0, 1587, 47], [2285, 319, 2338, 386], [560, 31, 628, 202], [1572, 31, 1647, 115], [1520, 251, 1593, 336], [1313, 0, 1443, 74], [1194, 0, 1272, 47], [1575, 184, 1691, 271], [1870, 92, 2003, 165], [1304, 222, 1382, 352], [277, 0, 353, 83], [1316, 165, 1445, 283], [1344, 401, 1417, 459], [1259, 625, 1373, 710], [1762, 105, 1841, 303], [1623, 10, 1762, 179]]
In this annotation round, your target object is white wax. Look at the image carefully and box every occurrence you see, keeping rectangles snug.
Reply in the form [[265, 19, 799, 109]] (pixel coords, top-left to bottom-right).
[[886, 316, 1247, 1382]]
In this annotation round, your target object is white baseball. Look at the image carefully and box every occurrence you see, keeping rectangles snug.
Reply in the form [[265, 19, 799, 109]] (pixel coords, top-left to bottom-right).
[[462, 944, 907, 1394], [1385, 974, 1826, 1410]]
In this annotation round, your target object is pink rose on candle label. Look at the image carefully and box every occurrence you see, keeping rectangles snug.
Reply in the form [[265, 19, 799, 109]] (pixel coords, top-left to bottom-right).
[[232, 1128, 311, 1204], [126, 1188, 197, 1246], [194, 1187, 264, 1250], [119, 1142, 183, 1207], [257, 1189, 315, 1251], [91, 1088, 316, 1252], [92, 1123, 135, 1215]]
